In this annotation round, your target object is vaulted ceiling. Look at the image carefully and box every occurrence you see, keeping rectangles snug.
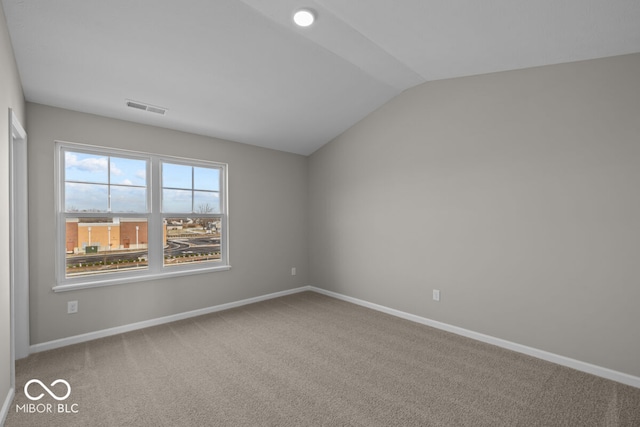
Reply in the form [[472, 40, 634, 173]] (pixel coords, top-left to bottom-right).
[[3, 0, 640, 155]]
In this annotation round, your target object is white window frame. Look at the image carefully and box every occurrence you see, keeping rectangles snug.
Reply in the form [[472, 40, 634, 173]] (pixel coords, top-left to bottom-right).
[[54, 141, 230, 292]]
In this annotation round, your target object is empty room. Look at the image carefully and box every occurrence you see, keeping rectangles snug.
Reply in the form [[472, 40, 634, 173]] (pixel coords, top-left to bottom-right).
[[1, 1, 640, 426]]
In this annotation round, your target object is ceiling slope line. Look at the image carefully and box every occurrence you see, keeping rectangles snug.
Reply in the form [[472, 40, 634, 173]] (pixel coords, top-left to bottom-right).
[[238, 0, 425, 93]]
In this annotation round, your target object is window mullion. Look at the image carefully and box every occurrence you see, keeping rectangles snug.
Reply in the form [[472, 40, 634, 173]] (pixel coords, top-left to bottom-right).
[[107, 156, 111, 212], [149, 157, 162, 274], [191, 166, 195, 213]]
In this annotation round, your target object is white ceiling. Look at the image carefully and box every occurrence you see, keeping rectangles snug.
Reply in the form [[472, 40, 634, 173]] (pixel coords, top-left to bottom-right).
[[3, 0, 640, 155]]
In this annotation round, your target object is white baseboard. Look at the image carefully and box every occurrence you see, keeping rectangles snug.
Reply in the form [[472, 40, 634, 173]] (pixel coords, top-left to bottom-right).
[[30, 286, 312, 354], [1, 387, 15, 427], [27, 284, 639, 389], [310, 287, 640, 389]]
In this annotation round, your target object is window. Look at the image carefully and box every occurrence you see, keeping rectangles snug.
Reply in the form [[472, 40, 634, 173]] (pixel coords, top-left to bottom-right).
[[161, 161, 222, 268], [55, 142, 229, 291]]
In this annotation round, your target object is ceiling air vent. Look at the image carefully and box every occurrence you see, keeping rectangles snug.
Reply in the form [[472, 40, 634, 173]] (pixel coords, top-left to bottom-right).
[[125, 99, 167, 115]]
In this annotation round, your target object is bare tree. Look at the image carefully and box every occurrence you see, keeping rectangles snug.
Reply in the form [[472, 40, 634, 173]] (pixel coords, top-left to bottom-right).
[[197, 203, 214, 214], [195, 203, 214, 229]]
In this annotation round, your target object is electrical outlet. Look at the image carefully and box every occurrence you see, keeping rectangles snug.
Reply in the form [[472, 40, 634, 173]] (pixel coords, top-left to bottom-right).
[[291, 267, 297, 276], [432, 290, 440, 302], [67, 300, 78, 314]]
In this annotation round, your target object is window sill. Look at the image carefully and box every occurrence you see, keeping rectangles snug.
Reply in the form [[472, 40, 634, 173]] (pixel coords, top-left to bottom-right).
[[52, 264, 232, 292]]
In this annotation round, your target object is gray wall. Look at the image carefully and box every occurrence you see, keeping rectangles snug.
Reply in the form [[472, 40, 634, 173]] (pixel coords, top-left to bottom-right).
[[1, 0, 25, 414], [309, 53, 640, 377], [27, 103, 308, 344]]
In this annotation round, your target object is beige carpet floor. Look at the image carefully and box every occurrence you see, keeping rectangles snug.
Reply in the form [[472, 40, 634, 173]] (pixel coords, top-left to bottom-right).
[[5, 291, 640, 426]]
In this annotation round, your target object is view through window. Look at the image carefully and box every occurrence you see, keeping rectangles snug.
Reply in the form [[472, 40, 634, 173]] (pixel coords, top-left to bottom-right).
[[161, 161, 222, 268], [58, 143, 228, 288]]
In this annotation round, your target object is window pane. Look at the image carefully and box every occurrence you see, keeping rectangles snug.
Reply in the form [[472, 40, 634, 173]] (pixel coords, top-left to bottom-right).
[[65, 218, 148, 278], [194, 191, 220, 214], [111, 185, 147, 213], [64, 151, 108, 184], [163, 189, 192, 213], [194, 167, 219, 191], [65, 183, 108, 212], [110, 157, 147, 186], [162, 162, 192, 189], [164, 217, 222, 267]]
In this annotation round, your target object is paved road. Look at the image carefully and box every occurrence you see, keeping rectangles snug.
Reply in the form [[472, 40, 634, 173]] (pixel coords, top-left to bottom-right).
[[67, 238, 221, 266]]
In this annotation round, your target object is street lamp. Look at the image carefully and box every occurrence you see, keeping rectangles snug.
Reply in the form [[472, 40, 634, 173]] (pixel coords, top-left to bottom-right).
[[88, 227, 92, 246], [108, 226, 111, 250], [136, 226, 139, 249]]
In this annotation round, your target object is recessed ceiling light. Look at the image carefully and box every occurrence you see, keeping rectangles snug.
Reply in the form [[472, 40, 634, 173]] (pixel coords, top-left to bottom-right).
[[293, 8, 316, 27]]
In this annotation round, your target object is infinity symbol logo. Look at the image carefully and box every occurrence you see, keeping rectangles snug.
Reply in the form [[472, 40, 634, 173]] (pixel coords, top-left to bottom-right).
[[24, 379, 71, 401]]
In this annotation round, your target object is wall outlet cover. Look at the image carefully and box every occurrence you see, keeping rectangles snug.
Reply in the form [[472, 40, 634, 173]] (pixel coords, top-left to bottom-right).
[[67, 300, 78, 314]]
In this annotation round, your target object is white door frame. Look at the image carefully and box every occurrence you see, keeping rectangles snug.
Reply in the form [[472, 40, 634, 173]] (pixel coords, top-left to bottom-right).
[[9, 108, 29, 392]]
